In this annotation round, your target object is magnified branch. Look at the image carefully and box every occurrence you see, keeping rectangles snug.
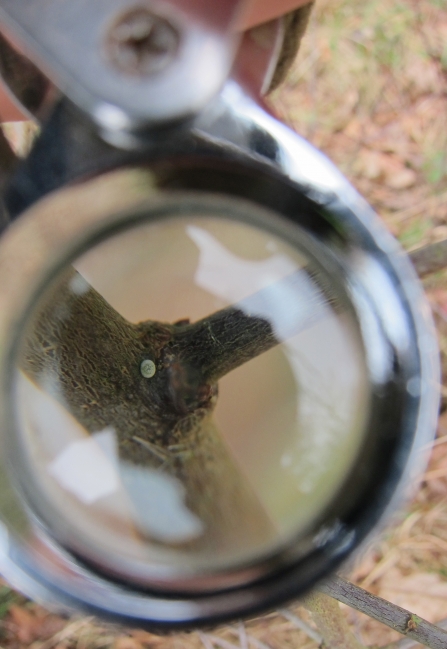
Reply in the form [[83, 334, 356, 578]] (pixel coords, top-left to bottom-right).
[[24, 266, 338, 434], [173, 266, 340, 384], [22, 265, 339, 553]]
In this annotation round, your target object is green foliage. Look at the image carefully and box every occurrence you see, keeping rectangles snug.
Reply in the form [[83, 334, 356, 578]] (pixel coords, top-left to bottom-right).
[[367, 4, 416, 70], [0, 585, 20, 619], [399, 220, 432, 250], [423, 151, 447, 185]]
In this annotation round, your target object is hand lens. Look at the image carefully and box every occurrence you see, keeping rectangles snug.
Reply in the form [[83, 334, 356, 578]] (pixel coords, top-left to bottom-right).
[[0, 84, 439, 629]]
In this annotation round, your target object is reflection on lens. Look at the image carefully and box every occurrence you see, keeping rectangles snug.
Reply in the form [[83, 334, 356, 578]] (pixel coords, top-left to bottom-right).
[[13, 213, 369, 582]]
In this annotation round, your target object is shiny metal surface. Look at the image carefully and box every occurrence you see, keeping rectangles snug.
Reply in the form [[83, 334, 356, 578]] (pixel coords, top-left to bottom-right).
[[0, 0, 239, 130], [0, 82, 439, 628]]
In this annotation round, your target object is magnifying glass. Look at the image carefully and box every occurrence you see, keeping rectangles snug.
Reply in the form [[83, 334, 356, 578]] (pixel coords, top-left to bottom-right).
[[0, 85, 439, 629]]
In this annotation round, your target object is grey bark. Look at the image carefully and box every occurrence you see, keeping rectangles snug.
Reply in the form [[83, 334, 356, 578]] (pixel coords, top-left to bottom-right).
[[319, 575, 447, 649]]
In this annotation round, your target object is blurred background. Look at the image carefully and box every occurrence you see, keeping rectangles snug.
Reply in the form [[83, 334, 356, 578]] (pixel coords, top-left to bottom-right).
[[1, 0, 447, 646]]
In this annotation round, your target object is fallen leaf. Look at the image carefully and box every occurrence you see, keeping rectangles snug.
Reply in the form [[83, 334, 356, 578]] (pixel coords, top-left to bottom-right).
[[130, 629, 162, 643], [385, 168, 417, 190], [8, 605, 36, 644], [431, 225, 447, 242], [114, 637, 145, 649], [7, 605, 65, 644]]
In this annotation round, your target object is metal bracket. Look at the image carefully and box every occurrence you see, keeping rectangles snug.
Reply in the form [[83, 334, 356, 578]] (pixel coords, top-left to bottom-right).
[[0, 0, 240, 135]]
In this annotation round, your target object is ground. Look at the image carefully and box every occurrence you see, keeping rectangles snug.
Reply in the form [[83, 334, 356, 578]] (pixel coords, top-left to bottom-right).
[[1, 0, 447, 646]]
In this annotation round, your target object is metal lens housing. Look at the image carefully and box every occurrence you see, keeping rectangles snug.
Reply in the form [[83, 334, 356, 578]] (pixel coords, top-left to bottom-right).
[[0, 87, 439, 628]]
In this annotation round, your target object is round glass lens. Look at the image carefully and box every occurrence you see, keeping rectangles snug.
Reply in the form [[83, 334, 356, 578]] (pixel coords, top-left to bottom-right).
[[12, 209, 369, 584]]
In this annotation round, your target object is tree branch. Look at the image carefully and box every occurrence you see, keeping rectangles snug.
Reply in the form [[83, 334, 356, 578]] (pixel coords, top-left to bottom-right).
[[409, 238, 447, 277], [301, 590, 367, 649], [318, 575, 447, 649], [171, 266, 338, 384], [22, 263, 342, 553], [390, 619, 447, 649], [23, 273, 278, 553]]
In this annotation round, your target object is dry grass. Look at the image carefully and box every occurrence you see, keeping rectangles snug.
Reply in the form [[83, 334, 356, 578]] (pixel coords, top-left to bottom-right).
[[273, 0, 447, 645], [1, 0, 447, 647], [272, 0, 447, 248]]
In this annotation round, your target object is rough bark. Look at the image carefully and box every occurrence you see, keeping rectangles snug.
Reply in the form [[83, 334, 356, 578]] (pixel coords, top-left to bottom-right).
[[22, 268, 286, 554], [20, 263, 340, 553]]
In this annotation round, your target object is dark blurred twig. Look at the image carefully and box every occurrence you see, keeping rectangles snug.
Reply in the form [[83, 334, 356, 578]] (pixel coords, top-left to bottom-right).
[[409, 238, 447, 277], [0, 127, 17, 229], [0, 32, 52, 119]]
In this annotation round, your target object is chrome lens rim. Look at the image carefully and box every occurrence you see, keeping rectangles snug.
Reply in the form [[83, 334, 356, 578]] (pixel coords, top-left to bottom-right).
[[0, 112, 439, 628]]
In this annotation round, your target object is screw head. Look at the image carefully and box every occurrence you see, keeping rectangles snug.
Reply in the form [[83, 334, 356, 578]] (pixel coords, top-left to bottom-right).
[[106, 8, 180, 76]]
